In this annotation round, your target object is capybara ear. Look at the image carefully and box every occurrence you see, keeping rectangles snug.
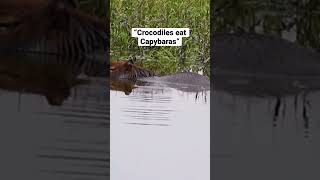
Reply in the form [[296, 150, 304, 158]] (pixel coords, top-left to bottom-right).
[[128, 56, 135, 65]]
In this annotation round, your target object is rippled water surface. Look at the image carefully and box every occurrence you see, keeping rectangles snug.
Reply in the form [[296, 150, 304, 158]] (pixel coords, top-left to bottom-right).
[[214, 84, 320, 180], [0, 54, 109, 180], [110, 84, 210, 180], [0, 78, 109, 179]]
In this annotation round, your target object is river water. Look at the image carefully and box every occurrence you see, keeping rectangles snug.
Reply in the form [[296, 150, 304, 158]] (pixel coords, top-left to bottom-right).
[[213, 79, 320, 180], [0, 53, 109, 180], [110, 84, 210, 180]]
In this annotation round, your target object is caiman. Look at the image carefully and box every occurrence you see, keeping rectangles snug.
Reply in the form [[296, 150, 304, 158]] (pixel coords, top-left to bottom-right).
[[110, 58, 210, 93]]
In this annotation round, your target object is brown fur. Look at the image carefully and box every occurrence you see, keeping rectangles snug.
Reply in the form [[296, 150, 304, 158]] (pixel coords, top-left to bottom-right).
[[0, 0, 108, 55], [110, 59, 155, 80]]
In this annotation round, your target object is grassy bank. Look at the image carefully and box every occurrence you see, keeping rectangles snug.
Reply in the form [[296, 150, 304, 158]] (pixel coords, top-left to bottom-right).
[[110, 0, 210, 76]]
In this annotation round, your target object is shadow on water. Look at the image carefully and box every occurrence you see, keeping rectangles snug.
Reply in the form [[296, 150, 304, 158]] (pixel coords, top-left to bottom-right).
[[0, 52, 109, 180]]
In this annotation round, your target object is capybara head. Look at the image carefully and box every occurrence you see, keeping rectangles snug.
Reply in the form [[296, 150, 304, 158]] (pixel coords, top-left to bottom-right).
[[0, 0, 107, 54], [110, 57, 155, 80]]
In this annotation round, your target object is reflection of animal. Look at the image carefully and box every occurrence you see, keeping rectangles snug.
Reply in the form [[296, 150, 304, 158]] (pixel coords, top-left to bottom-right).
[[110, 80, 136, 95], [0, 53, 88, 105], [0, 0, 108, 57], [110, 58, 210, 92]]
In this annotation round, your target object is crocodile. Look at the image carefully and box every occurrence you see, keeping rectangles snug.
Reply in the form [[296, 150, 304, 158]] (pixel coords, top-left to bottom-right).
[[213, 32, 320, 97], [110, 58, 210, 93]]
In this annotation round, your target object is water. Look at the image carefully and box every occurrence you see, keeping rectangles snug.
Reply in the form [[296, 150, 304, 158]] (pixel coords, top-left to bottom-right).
[[213, 77, 320, 180], [110, 83, 210, 180], [0, 54, 109, 180]]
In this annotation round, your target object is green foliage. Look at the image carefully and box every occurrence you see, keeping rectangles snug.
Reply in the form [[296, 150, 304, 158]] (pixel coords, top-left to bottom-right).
[[110, 0, 210, 77]]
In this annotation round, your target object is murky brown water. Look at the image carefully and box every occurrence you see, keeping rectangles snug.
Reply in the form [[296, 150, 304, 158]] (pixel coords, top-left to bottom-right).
[[110, 83, 210, 180]]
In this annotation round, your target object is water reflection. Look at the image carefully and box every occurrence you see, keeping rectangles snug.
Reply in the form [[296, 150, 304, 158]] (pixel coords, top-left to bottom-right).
[[0, 53, 109, 180], [0, 52, 106, 105], [111, 78, 210, 95], [213, 90, 320, 179], [111, 82, 210, 180], [213, 33, 320, 179]]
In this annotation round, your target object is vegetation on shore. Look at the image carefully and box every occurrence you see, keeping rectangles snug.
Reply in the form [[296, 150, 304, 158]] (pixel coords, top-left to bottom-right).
[[110, 0, 210, 77], [214, 0, 320, 50]]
